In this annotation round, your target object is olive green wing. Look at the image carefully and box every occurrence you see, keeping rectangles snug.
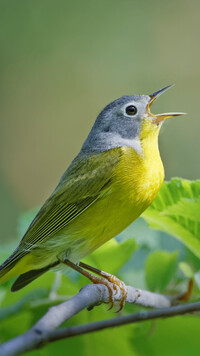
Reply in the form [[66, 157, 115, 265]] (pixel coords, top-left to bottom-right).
[[18, 149, 121, 252], [0, 150, 122, 273]]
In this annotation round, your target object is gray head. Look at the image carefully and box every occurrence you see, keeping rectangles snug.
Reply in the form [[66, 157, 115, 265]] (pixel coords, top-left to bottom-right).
[[81, 85, 184, 154]]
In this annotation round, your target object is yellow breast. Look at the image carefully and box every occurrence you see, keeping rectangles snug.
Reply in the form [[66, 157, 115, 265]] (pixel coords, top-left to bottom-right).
[[73, 135, 164, 257], [114, 120, 164, 216]]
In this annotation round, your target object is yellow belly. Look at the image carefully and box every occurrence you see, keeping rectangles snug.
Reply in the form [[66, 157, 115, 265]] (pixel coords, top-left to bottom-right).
[[58, 143, 164, 260]]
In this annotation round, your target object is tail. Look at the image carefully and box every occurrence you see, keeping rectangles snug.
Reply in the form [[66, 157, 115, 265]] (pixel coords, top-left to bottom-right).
[[0, 251, 59, 291], [11, 261, 59, 291], [0, 250, 30, 285], [0, 264, 18, 285]]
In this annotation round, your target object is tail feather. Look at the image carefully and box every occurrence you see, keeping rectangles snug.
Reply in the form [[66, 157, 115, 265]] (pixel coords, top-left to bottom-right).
[[11, 266, 50, 291], [0, 264, 18, 285], [0, 250, 22, 284], [11, 261, 59, 291], [0, 249, 59, 291], [0, 252, 33, 286], [0, 248, 24, 271]]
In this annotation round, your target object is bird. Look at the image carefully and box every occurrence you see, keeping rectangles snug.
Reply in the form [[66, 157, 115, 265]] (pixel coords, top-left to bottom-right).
[[0, 85, 184, 307]]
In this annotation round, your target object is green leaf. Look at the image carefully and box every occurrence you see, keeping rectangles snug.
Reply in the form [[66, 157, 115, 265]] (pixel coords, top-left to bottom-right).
[[133, 315, 200, 356], [145, 250, 178, 292], [83, 238, 138, 274], [179, 262, 194, 278], [143, 178, 200, 258]]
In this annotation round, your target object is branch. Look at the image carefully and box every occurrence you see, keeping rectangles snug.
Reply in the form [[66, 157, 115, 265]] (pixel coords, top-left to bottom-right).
[[0, 282, 188, 356], [48, 301, 200, 342]]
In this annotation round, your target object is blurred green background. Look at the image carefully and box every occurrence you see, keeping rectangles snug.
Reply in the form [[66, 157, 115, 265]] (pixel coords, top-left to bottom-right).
[[0, 0, 199, 243], [0, 2, 200, 355]]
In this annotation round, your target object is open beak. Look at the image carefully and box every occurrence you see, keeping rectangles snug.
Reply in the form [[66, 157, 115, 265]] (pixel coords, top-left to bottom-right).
[[147, 85, 186, 124]]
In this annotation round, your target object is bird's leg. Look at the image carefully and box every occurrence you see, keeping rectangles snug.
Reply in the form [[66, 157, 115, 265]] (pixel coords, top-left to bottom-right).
[[63, 259, 116, 309], [79, 261, 127, 311]]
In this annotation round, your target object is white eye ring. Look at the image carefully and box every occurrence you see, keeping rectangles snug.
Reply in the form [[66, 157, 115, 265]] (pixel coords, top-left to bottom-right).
[[125, 105, 137, 116]]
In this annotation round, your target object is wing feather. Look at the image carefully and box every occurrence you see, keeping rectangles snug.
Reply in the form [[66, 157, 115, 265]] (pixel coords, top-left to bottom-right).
[[18, 150, 121, 253]]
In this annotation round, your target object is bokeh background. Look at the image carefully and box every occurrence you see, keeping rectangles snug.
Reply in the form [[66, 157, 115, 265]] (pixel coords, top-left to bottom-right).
[[0, 0, 199, 243]]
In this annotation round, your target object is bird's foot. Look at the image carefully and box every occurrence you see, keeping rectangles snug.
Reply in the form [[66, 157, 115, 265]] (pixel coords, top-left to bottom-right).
[[63, 259, 127, 311], [79, 261, 127, 311], [104, 275, 127, 311], [87, 274, 117, 309]]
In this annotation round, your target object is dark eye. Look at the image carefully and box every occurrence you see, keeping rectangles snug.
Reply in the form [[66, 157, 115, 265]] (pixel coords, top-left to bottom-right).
[[125, 105, 137, 116]]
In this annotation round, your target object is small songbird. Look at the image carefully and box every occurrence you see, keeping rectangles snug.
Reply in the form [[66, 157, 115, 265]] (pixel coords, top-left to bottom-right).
[[0, 85, 184, 305]]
